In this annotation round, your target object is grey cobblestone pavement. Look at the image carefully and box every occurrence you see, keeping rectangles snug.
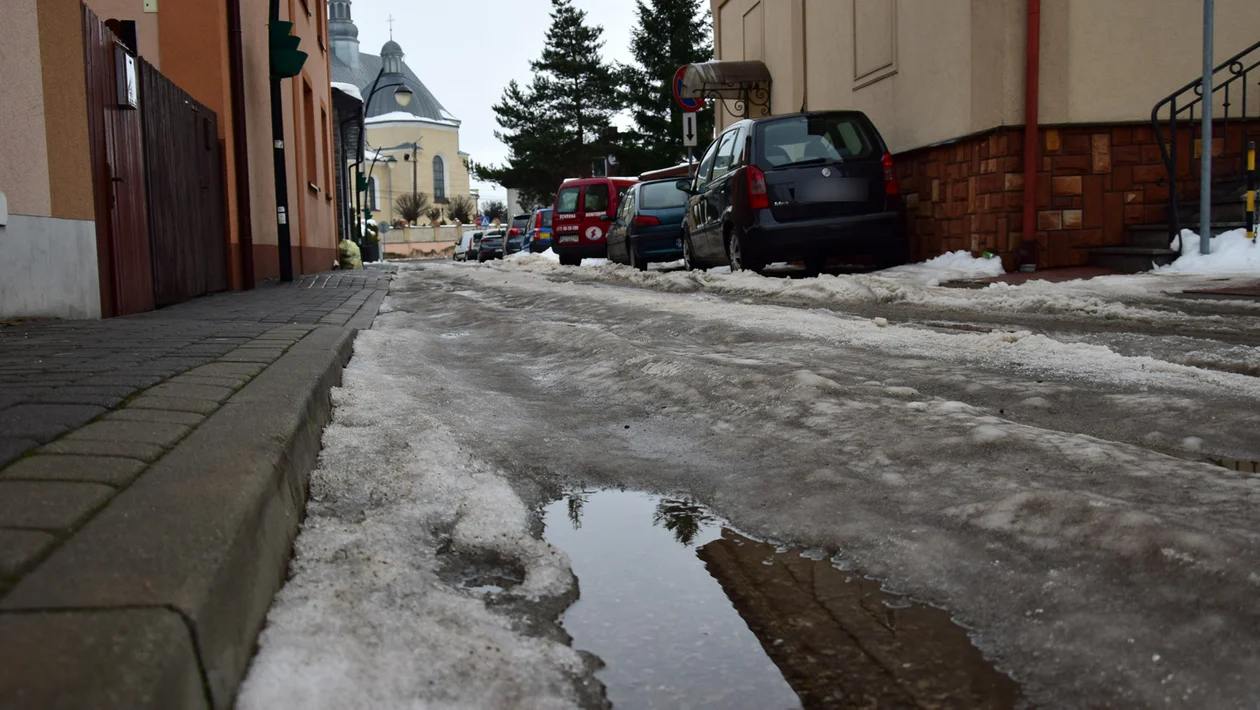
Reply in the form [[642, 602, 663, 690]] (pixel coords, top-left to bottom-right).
[[0, 268, 391, 595]]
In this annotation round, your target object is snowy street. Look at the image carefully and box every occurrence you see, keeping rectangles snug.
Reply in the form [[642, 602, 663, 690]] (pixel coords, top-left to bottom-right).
[[238, 254, 1260, 709]]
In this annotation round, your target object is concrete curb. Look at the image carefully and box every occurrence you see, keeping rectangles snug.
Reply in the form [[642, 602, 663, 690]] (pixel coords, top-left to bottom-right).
[[0, 326, 356, 710]]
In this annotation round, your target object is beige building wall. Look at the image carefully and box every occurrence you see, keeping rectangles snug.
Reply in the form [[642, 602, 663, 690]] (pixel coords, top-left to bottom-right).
[[714, 0, 1260, 153], [362, 121, 472, 223], [0, 0, 53, 218]]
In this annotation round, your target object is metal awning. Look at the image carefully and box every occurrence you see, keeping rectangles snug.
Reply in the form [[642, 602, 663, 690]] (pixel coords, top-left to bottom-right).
[[680, 60, 772, 118]]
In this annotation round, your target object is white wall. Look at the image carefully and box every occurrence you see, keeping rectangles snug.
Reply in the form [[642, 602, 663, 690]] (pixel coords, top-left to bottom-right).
[[0, 216, 102, 319]]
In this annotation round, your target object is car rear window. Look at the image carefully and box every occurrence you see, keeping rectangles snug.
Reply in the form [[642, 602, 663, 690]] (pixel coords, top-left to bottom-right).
[[584, 184, 610, 213], [556, 187, 580, 213], [639, 181, 688, 210], [757, 115, 878, 168], [512, 216, 530, 228], [540, 210, 553, 227]]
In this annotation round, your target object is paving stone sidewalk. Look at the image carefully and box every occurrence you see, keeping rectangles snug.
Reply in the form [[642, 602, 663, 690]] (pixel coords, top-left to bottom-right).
[[0, 267, 391, 709]]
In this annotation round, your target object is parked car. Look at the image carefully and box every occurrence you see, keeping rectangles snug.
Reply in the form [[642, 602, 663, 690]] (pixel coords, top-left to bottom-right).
[[525, 208, 554, 253], [454, 231, 476, 261], [477, 229, 506, 262], [678, 111, 907, 274], [504, 214, 532, 256], [605, 179, 688, 270], [466, 231, 484, 262], [551, 177, 638, 266]]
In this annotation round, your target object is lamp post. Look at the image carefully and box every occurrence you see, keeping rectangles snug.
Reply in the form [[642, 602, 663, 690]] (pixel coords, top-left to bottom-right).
[[354, 68, 413, 243]]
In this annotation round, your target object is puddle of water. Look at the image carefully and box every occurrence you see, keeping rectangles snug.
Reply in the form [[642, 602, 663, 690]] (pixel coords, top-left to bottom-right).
[[1212, 458, 1260, 473], [544, 490, 1020, 709]]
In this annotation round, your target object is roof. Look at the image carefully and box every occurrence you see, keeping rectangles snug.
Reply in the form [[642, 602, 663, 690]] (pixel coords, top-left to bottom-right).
[[330, 52, 456, 125]]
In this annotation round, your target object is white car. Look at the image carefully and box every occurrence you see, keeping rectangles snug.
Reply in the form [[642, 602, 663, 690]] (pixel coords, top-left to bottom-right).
[[454, 231, 476, 261]]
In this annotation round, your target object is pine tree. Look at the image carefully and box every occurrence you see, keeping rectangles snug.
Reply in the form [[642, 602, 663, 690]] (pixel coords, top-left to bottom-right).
[[473, 0, 622, 207], [621, 0, 713, 176]]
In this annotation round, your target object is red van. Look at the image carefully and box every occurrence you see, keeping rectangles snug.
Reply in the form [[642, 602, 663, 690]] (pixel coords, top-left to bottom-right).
[[551, 177, 639, 266]]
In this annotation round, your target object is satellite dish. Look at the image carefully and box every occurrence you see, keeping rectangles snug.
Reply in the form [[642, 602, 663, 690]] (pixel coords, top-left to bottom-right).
[[607, 154, 618, 165]]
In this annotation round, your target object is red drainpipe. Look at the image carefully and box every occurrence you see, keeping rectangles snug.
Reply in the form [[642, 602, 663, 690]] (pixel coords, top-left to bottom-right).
[[1020, 0, 1041, 270]]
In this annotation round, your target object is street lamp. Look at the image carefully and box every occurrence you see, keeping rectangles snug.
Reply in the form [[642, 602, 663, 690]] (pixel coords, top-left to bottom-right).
[[354, 69, 414, 244]]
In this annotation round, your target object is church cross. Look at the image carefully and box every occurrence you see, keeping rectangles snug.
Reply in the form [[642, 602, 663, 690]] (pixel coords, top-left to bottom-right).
[[387, 15, 394, 39]]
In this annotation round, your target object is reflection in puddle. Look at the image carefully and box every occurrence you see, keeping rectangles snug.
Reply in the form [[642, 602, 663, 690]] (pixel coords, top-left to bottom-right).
[[1212, 458, 1260, 473], [543, 490, 1019, 709]]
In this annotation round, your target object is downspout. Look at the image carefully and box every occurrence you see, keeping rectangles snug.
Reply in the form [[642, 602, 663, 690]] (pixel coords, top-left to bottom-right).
[[227, 0, 256, 287], [1020, 0, 1041, 270]]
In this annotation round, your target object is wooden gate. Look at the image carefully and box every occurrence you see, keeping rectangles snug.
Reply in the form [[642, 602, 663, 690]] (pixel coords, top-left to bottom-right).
[[82, 5, 153, 317], [139, 60, 228, 305]]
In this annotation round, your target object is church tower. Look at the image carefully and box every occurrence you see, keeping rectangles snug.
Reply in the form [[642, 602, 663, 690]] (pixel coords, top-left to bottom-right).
[[328, 0, 359, 69]]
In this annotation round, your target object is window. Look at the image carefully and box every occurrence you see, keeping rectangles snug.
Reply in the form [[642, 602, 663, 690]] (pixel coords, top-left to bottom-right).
[[639, 181, 688, 210], [320, 105, 331, 191], [303, 79, 317, 188], [583, 183, 609, 213], [757, 114, 878, 168], [541, 209, 553, 227], [694, 137, 721, 188], [316, 0, 326, 51], [711, 129, 740, 179], [556, 186, 581, 213], [617, 190, 634, 220], [367, 176, 379, 210], [432, 155, 446, 200]]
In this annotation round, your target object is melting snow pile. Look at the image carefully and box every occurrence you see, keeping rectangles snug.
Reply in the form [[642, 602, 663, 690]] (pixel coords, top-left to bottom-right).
[[880, 250, 1006, 286], [507, 247, 561, 264], [1159, 228, 1259, 275]]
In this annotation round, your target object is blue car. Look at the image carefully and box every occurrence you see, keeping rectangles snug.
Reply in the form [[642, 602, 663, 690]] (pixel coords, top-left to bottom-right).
[[604, 179, 688, 270], [525, 208, 553, 253]]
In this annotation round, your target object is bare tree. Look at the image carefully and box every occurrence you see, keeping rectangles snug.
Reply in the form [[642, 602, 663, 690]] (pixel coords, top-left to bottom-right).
[[447, 195, 477, 224], [394, 192, 430, 224], [481, 199, 508, 222], [425, 206, 445, 224]]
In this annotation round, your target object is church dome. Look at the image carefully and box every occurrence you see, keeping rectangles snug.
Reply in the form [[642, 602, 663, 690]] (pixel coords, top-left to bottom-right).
[[381, 40, 403, 56]]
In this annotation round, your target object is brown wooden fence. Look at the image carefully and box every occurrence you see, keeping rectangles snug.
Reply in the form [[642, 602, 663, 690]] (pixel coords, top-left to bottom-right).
[[138, 59, 228, 305], [82, 5, 153, 317]]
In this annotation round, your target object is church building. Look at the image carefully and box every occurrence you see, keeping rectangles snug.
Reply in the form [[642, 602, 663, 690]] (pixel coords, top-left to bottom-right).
[[329, 0, 472, 225]]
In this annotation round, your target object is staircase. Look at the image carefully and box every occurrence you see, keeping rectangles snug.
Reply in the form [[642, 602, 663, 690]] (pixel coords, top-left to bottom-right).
[[1089, 39, 1259, 273]]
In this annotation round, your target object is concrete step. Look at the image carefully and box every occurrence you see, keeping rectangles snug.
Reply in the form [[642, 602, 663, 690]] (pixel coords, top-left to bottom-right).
[[1087, 246, 1179, 273]]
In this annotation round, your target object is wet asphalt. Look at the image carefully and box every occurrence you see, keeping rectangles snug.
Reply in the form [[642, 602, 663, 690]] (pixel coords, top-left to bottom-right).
[[382, 260, 1260, 709]]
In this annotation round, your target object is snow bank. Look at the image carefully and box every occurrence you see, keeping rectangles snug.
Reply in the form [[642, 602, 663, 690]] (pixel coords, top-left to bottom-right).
[[881, 250, 1005, 286], [236, 315, 584, 710], [507, 247, 561, 264], [1159, 228, 1259, 275]]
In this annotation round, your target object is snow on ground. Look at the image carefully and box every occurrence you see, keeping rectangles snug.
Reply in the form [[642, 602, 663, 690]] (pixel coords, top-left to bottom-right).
[[1160, 228, 1260, 275], [487, 249, 1260, 325], [880, 250, 1005, 286], [235, 317, 584, 710]]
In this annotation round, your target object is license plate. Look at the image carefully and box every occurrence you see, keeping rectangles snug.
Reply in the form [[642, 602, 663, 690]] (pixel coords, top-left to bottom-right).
[[558, 235, 579, 243]]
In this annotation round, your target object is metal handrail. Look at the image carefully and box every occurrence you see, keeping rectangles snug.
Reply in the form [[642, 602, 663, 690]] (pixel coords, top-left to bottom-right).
[[1151, 39, 1260, 242]]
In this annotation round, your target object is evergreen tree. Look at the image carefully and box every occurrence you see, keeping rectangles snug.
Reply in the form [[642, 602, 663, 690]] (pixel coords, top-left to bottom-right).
[[473, 0, 622, 207], [621, 0, 713, 175]]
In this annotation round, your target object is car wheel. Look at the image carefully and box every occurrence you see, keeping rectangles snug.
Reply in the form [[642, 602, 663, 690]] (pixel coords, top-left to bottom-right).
[[682, 232, 702, 271], [478, 252, 487, 263], [559, 253, 581, 267], [628, 244, 647, 271], [726, 229, 764, 273]]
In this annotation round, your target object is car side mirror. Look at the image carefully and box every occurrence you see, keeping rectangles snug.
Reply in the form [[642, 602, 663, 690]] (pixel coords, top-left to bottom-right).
[[600, 214, 613, 222], [675, 180, 693, 195]]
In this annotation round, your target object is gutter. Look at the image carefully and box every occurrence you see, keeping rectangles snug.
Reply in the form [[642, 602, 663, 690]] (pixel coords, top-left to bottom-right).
[[227, 0, 256, 287], [1020, 0, 1041, 270]]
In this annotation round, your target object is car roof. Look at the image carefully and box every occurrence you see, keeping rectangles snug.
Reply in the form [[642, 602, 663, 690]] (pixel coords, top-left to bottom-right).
[[559, 176, 639, 186]]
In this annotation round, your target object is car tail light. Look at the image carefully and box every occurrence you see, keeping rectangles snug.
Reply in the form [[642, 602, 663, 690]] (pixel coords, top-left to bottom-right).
[[509, 227, 519, 236], [882, 152, 899, 196], [535, 213, 543, 229], [633, 216, 661, 228], [747, 166, 769, 210]]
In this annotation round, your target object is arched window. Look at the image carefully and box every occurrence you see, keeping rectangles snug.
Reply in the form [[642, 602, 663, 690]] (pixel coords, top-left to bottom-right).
[[433, 155, 446, 200], [367, 176, 379, 210]]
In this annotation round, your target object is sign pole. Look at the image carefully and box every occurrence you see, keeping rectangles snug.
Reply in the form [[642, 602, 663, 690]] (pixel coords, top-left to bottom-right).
[[1200, 0, 1214, 255]]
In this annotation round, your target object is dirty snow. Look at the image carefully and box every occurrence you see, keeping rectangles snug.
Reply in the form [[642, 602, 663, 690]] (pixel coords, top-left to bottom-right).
[[881, 249, 1005, 286], [1161, 228, 1260, 275], [235, 318, 584, 710]]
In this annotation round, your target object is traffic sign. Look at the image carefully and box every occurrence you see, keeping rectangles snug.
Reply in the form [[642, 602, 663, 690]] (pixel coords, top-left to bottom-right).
[[673, 66, 705, 112], [682, 111, 698, 147]]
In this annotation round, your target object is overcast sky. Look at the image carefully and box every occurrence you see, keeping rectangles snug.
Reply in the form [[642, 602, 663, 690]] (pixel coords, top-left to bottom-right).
[[351, 0, 641, 205]]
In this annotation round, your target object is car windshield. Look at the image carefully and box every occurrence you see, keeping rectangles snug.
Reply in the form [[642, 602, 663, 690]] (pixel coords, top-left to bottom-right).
[[639, 181, 688, 210], [757, 115, 878, 168]]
